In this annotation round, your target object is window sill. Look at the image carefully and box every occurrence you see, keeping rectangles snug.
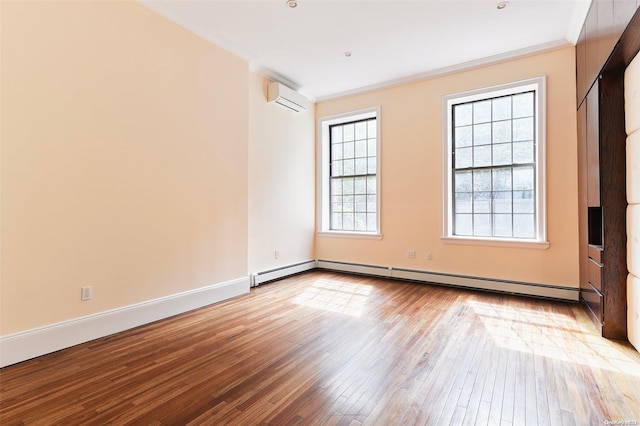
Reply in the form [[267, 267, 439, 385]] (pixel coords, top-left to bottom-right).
[[441, 236, 549, 249], [317, 231, 383, 240]]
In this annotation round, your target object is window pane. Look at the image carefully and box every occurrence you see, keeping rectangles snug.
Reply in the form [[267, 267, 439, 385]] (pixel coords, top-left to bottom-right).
[[493, 191, 512, 213], [343, 178, 354, 194], [474, 214, 491, 236], [513, 166, 534, 190], [492, 168, 512, 191], [368, 158, 377, 174], [514, 214, 535, 238], [493, 214, 513, 237], [473, 100, 491, 123], [455, 214, 473, 235], [343, 142, 354, 158], [367, 176, 376, 194], [473, 191, 491, 213], [354, 177, 366, 194], [513, 92, 534, 118], [367, 120, 377, 138], [355, 158, 367, 175], [513, 141, 534, 164], [492, 120, 511, 143], [513, 190, 534, 213], [343, 213, 355, 230], [332, 146, 343, 160], [455, 147, 472, 168], [473, 123, 491, 145], [332, 160, 343, 176], [343, 195, 354, 210], [455, 171, 472, 192], [473, 169, 491, 191], [355, 140, 367, 157], [343, 124, 355, 141], [367, 139, 376, 156], [492, 97, 511, 121], [492, 143, 512, 166], [355, 122, 367, 140], [473, 145, 491, 167], [331, 179, 342, 195], [513, 117, 533, 141], [367, 213, 377, 231], [367, 194, 377, 212], [455, 126, 473, 148], [332, 213, 342, 230], [455, 104, 473, 126], [343, 159, 355, 175], [331, 126, 342, 143], [455, 192, 472, 213], [355, 212, 367, 230]]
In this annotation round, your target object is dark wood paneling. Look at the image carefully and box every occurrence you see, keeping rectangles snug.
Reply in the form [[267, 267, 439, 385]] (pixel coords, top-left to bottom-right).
[[599, 70, 628, 340], [577, 103, 589, 294], [588, 244, 603, 263], [586, 85, 601, 207], [599, 0, 617, 67], [585, 2, 601, 92], [588, 257, 604, 292], [576, 27, 588, 105], [576, 0, 637, 341]]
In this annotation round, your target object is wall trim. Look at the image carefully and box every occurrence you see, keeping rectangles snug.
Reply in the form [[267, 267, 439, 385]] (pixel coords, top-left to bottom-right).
[[316, 259, 579, 301], [0, 276, 250, 368], [251, 260, 317, 287]]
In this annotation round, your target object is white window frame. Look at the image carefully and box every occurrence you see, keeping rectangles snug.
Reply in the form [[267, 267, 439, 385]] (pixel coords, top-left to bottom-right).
[[442, 77, 549, 249], [317, 107, 382, 239]]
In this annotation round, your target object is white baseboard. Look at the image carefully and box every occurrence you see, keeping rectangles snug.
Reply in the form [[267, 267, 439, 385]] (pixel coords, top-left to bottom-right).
[[0, 276, 250, 368], [316, 260, 579, 301], [251, 260, 317, 287]]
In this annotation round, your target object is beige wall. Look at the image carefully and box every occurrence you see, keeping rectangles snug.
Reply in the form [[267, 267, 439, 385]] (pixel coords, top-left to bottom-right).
[[248, 74, 315, 272], [316, 47, 579, 287], [625, 53, 640, 351], [1, 1, 249, 334]]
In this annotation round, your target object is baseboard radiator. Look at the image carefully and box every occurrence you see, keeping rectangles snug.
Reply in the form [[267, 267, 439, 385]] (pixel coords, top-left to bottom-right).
[[251, 260, 317, 287], [254, 259, 578, 301]]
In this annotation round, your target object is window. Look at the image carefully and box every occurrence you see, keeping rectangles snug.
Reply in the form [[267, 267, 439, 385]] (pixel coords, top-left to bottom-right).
[[318, 108, 381, 238], [442, 77, 548, 248]]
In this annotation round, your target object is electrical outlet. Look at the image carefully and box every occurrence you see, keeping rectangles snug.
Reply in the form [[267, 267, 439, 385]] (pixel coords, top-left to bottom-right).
[[407, 249, 416, 258], [275, 249, 280, 259], [81, 286, 93, 301], [427, 252, 433, 260]]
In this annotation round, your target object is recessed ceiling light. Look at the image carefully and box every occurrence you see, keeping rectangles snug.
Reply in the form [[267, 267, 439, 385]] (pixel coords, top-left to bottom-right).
[[497, 1, 508, 9], [344, 51, 352, 58], [286, 0, 298, 8]]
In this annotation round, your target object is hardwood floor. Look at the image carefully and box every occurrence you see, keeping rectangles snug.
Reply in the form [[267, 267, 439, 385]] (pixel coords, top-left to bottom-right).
[[1, 271, 639, 425]]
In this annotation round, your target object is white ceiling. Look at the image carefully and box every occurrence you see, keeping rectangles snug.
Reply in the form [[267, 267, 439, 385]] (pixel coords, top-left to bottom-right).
[[140, 0, 591, 101]]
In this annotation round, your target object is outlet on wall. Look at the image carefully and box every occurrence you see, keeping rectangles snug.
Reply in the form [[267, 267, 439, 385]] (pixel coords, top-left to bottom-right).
[[427, 252, 433, 260], [407, 249, 416, 258], [275, 249, 280, 259], [81, 286, 93, 301]]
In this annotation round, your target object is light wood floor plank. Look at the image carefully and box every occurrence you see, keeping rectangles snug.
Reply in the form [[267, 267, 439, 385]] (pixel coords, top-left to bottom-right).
[[1, 271, 639, 425]]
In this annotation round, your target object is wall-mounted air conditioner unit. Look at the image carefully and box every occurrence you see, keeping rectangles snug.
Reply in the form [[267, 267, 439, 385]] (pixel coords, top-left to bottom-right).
[[267, 81, 308, 113]]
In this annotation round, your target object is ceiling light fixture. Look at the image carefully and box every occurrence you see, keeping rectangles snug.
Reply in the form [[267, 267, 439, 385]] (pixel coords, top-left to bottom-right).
[[344, 51, 352, 58], [286, 0, 298, 8], [497, 1, 508, 9]]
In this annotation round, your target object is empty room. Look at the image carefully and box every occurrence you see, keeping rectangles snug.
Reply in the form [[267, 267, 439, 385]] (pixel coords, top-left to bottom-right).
[[1, 0, 640, 424]]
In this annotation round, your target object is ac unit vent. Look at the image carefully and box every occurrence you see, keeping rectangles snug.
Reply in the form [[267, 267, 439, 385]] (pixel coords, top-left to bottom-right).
[[267, 81, 308, 113]]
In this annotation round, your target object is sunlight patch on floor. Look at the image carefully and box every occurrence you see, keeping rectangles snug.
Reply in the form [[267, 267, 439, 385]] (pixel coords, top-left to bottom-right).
[[293, 279, 372, 317], [468, 300, 640, 378]]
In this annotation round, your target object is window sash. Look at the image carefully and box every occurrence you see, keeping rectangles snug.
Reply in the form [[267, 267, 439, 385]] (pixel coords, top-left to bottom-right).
[[442, 77, 546, 245]]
